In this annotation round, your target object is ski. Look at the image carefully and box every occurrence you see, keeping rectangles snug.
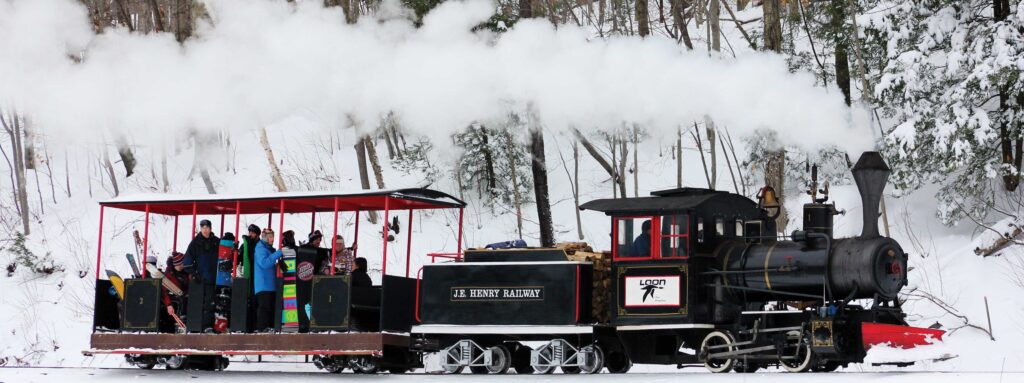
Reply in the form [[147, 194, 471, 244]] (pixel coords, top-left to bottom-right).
[[125, 253, 142, 278], [145, 263, 184, 296]]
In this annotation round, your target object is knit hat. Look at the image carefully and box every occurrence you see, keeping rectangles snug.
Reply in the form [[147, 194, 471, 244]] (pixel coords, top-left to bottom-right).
[[146, 255, 157, 265], [171, 252, 185, 267], [199, 219, 212, 228], [247, 224, 260, 234], [308, 230, 323, 243], [222, 232, 235, 241]]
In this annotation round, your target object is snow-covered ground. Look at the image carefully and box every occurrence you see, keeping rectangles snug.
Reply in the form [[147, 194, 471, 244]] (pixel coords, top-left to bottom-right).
[[1, 367, 1022, 383]]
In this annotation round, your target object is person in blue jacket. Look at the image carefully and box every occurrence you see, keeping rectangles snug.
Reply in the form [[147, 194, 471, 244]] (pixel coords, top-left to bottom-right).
[[631, 220, 652, 256], [254, 228, 284, 332]]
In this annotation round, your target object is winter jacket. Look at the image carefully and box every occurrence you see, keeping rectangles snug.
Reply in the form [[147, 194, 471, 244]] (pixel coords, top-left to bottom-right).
[[184, 233, 220, 283], [237, 236, 257, 280], [254, 240, 284, 294], [351, 268, 372, 288], [631, 232, 651, 256]]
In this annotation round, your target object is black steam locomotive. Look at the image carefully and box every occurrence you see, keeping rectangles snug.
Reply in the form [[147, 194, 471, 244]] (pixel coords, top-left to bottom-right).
[[412, 151, 941, 374]]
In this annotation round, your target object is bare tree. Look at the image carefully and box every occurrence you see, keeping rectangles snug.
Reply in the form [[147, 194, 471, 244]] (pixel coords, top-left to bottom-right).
[[677, 126, 683, 187], [763, 0, 783, 52], [508, 136, 524, 239], [0, 110, 30, 234], [706, 118, 717, 188], [636, 0, 650, 36], [363, 136, 386, 189], [259, 127, 286, 192], [101, 142, 121, 197]]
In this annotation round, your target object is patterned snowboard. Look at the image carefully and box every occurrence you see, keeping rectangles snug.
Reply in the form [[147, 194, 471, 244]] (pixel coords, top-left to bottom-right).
[[213, 239, 236, 333], [280, 248, 299, 333]]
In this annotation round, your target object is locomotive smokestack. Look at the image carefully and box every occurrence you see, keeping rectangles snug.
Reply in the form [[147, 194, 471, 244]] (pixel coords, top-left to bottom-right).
[[851, 152, 890, 238]]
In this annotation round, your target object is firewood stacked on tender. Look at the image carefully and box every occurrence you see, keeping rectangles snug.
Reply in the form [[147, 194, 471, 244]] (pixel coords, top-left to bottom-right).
[[557, 242, 612, 323]]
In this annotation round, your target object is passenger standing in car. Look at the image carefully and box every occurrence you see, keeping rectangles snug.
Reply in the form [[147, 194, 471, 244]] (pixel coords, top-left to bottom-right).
[[351, 257, 372, 287], [183, 219, 219, 331], [254, 228, 284, 332]]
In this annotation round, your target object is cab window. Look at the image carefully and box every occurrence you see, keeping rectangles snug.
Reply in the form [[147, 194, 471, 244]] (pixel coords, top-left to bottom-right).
[[615, 217, 654, 259], [660, 214, 690, 258]]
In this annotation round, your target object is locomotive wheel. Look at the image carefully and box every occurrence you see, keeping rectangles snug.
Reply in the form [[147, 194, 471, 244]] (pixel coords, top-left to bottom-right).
[[485, 345, 512, 374], [579, 345, 605, 374], [700, 331, 736, 373], [781, 331, 814, 373], [733, 361, 760, 373], [604, 351, 632, 374], [812, 362, 841, 372], [469, 366, 489, 374], [510, 344, 534, 374]]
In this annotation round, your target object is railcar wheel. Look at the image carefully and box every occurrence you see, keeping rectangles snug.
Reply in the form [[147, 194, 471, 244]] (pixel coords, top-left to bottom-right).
[[510, 343, 534, 374], [561, 366, 580, 374], [441, 364, 464, 374], [781, 331, 813, 373], [350, 356, 379, 374], [161, 355, 185, 370], [579, 345, 604, 374], [534, 348, 556, 374], [700, 331, 736, 373], [485, 345, 512, 374], [604, 351, 632, 374]]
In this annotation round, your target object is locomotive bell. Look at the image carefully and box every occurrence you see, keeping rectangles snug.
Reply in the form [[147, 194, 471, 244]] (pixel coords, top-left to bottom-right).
[[851, 152, 891, 239]]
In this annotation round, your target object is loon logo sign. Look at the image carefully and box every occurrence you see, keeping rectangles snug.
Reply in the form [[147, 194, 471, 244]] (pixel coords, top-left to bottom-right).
[[450, 286, 545, 302], [624, 276, 681, 307]]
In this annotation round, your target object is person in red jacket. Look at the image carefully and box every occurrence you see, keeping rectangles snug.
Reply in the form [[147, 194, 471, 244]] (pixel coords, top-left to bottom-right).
[[160, 252, 190, 332]]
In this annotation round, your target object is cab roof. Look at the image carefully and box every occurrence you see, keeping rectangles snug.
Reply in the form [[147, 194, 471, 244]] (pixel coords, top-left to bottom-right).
[[579, 188, 757, 216]]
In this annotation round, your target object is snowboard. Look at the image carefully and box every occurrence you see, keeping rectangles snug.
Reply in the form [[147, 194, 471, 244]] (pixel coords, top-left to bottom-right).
[[280, 248, 299, 333], [106, 270, 125, 299], [131, 230, 145, 276], [213, 239, 236, 333], [125, 253, 141, 278], [145, 263, 184, 296]]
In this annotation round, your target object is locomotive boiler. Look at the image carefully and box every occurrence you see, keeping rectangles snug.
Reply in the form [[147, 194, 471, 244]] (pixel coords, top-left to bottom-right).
[[412, 151, 943, 375]]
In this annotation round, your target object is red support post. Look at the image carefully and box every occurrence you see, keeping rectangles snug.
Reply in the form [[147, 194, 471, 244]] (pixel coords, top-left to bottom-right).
[[232, 201, 240, 275], [456, 208, 464, 261], [311, 213, 316, 235], [382, 197, 391, 277], [142, 204, 150, 278], [267, 213, 272, 229], [95, 206, 105, 281], [278, 200, 285, 248], [191, 202, 198, 236], [405, 209, 413, 278], [353, 210, 360, 259], [331, 198, 339, 276], [220, 214, 225, 237], [172, 215, 179, 253]]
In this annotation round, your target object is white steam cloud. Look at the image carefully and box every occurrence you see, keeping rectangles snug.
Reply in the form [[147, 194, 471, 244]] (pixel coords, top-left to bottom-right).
[[0, 0, 872, 151]]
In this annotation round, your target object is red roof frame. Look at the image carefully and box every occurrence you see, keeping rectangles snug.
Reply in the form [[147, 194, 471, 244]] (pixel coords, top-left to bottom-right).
[[99, 188, 465, 216]]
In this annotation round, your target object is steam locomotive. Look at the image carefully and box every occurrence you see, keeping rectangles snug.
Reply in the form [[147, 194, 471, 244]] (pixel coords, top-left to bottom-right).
[[411, 151, 942, 374]]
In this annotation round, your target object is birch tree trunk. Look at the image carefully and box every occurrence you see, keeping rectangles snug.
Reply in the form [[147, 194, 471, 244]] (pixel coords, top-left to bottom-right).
[[364, 136, 385, 189], [677, 126, 683, 188], [706, 118, 717, 189], [1, 112, 31, 234], [709, 0, 720, 51], [574, 139, 583, 240], [101, 143, 120, 197], [259, 127, 287, 192], [508, 136, 524, 239]]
